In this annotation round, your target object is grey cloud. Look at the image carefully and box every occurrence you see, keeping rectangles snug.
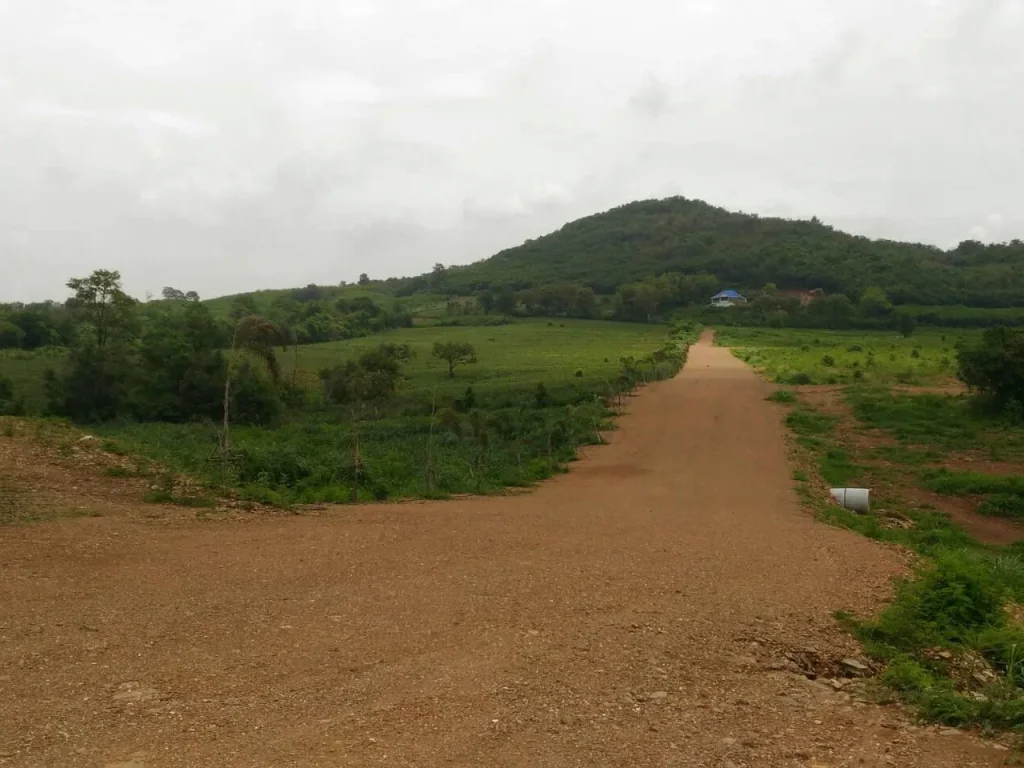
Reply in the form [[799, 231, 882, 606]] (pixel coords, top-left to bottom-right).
[[2, 0, 1023, 302]]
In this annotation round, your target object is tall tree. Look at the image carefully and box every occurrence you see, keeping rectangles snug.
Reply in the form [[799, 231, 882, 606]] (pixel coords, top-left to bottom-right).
[[221, 316, 282, 458], [66, 269, 136, 348]]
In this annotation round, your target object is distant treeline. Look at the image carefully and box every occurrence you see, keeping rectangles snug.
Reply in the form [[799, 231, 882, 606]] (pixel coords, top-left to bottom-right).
[[0, 283, 411, 352]]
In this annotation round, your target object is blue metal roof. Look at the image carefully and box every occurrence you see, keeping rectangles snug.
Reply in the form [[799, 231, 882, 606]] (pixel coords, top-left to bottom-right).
[[712, 289, 744, 299]]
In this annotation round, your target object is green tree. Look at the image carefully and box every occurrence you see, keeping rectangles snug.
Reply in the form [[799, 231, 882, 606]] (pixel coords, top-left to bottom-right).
[[495, 289, 517, 315], [0, 321, 25, 349], [896, 310, 917, 337], [477, 290, 496, 314], [229, 294, 260, 320], [860, 286, 894, 319], [66, 269, 137, 348], [321, 345, 406, 405], [805, 293, 855, 329], [432, 341, 477, 379], [958, 327, 1024, 412], [358, 273, 370, 286], [221, 316, 283, 457], [132, 302, 227, 421], [430, 263, 447, 291], [47, 271, 138, 421], [161, 287, 186, 301]]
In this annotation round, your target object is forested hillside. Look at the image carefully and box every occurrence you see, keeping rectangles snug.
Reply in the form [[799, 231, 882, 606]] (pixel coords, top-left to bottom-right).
[[389, 198, 1024, 307]]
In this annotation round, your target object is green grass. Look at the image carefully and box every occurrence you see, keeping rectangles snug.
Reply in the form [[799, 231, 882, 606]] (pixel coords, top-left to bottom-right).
[[716, 327, 975, 387], [847, 389, 986, 451], [920, 469, 1024, 522], [0, 347, 65, 413], [89, 320, 691, 506], [283, 319, 672, 402], [922, 469, 1024, 497], [785, 408, 836, 436], [868, 444, 943, 466], [755, 367, 1024, 730]]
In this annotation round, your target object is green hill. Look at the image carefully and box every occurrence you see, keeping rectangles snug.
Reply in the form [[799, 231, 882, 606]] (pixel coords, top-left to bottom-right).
[[390, 197, 1024, 307]]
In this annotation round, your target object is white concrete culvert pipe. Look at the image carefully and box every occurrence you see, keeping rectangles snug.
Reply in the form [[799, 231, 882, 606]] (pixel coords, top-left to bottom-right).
[[830, 488, 870, 514]]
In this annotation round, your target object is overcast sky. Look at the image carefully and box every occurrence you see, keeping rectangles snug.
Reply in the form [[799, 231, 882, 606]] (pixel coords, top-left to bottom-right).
[[2, 0, 1022, 302]]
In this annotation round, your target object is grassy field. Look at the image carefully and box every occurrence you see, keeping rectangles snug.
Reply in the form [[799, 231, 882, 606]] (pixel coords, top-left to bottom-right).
[[86, 319, 689, 506], [0, 347, 65, 413], [284, 319, 672, 402], [716, 327, 977, 387], [729, 326, 1024, 729]]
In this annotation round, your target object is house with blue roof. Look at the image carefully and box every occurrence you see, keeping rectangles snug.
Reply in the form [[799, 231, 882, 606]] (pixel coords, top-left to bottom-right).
[[710, 289, 747, 308]]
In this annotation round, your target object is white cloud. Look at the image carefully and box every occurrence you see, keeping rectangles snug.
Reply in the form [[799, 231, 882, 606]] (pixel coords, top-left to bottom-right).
[[1, 0, 1023, 301]]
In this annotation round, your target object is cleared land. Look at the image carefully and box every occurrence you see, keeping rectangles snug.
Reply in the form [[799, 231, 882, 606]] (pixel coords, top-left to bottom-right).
[[0, 332, 1007, 767]]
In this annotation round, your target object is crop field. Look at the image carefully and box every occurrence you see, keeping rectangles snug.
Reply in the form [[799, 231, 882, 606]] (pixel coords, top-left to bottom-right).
[[715, 327, 978, 387], [88, 319, 688, 506]]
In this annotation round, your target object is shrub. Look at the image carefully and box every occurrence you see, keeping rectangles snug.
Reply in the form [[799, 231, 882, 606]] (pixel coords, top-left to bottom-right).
[[0, 374, 24, 416], [230, 362, 283, 426], [958, 327, 1024, 413], [859, 550, 1006, 651], [767, 390, 797, 404], [781, 371, 813, 385], [821, 355, 835, 367], [880, 657, 936, 694]]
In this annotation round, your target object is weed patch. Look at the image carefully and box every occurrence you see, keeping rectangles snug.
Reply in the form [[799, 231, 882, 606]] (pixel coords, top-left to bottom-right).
[[767, 389, 797, 404]]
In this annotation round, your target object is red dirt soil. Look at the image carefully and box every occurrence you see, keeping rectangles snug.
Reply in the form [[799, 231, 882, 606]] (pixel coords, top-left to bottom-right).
[[0, 333, 1009, 767]]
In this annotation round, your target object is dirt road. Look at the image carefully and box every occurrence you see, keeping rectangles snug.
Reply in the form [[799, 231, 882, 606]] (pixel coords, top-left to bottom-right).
[[0, 334, 1008, 767]]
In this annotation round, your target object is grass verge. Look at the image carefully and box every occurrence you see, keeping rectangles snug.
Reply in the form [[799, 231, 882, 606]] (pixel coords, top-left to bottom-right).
[[779, 387, 1024, 731]]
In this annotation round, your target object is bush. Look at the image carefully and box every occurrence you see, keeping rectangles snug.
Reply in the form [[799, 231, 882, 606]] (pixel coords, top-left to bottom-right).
[[230, 362, 283, 426], [821, 355, 835, 367], [780, 371, 813, 385], [859, 550, 1006, 652], [879, 657, 936, 693], [0, 374, 24, 415], [767, 389, 797, 404], [958, 327, 1024, 413]]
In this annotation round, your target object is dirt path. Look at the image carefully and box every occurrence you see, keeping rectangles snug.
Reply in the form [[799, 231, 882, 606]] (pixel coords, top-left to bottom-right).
[[0, 335, 1008, 767]]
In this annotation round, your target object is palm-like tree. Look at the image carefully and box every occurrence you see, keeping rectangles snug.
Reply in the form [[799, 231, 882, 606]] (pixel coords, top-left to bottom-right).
[[220, 315, 283, 458]]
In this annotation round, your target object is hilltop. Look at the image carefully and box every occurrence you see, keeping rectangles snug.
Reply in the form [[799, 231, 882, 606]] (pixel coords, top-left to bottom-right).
[[383, 197, 1024, 307]]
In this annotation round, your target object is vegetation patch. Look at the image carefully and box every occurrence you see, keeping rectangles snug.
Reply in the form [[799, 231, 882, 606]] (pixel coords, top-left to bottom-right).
[[718, 327, 968, 388], [754, 327, 1024, 730]]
